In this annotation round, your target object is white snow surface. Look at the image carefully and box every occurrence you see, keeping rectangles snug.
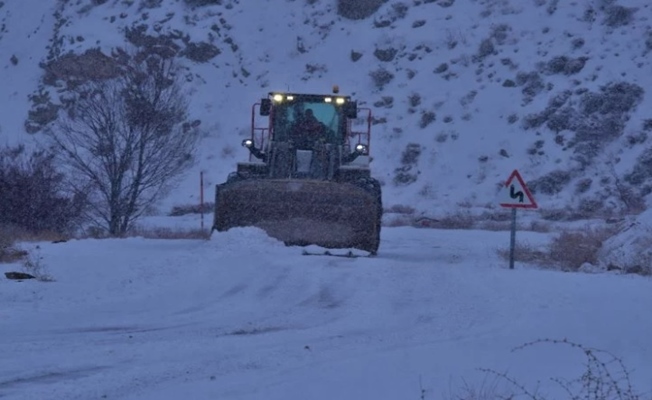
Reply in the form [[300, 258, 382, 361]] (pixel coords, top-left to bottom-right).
[[599, 208, 652, 272], [2, 226, 651, 399]]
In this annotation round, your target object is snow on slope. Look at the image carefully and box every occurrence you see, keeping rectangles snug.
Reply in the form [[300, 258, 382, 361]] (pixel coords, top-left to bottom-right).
[[1, 0, 651, 216], [1, 227, 651, 399], [0, 1, 57, 147]]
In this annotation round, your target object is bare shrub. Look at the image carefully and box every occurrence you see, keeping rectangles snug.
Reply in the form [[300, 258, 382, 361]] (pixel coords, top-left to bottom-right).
[[46, 50, 201, 236], [446, 373, 514, 400], [21, 246, 55, 282], [548, 226, 616, 271], [0, 227, 28, 263], [0, 224, 69, 244], [476, 339, 644, 400], [0, 145, 85, 235]]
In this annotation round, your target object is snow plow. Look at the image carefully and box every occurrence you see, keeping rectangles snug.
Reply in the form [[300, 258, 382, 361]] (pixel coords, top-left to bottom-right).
[[211, 86, 382, 255]]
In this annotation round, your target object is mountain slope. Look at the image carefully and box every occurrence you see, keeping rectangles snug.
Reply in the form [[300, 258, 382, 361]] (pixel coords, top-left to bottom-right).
[[1, 0, 650, 217]]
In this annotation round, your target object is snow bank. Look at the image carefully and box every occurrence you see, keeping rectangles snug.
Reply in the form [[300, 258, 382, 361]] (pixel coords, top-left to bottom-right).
[[597, 210, 652, 275]]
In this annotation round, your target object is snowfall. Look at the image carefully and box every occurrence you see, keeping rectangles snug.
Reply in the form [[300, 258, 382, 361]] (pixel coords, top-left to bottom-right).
[[1, 0, 652, 398], [1, 215, 651, 400]]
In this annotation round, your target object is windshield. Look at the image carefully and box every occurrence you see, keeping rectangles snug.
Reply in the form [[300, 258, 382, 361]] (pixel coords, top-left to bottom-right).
[[272, 101, 342, 144]]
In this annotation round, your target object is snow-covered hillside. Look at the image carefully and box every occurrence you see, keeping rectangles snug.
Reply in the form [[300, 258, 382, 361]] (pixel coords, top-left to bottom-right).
[[1, 0, 651, 217]]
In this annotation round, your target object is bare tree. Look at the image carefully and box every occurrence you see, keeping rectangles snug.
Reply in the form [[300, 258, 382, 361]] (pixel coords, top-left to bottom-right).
[[45, 52, 200, 235]]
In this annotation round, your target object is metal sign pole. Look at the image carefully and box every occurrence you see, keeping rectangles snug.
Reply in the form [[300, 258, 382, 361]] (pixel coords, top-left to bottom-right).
[[509, 207, 517, 269], [200, 171, 205, 231], [499, 169, 537, 270]]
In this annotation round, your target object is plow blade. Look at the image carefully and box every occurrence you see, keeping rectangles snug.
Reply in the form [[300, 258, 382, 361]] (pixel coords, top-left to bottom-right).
[[212, 179, 381, 254]]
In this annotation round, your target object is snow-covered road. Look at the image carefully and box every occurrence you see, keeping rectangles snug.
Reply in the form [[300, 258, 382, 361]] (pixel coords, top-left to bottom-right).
[[1, 227, 651, 399]]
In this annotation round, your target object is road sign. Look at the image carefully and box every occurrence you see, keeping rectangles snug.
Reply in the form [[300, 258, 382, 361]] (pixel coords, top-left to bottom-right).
[[499, 169, 538, 209]]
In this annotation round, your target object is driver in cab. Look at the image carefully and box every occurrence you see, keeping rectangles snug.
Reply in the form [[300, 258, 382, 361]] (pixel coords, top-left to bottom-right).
[[290, 109, 326, 148]]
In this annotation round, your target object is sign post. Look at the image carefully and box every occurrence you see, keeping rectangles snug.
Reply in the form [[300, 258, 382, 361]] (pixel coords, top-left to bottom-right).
[[498, 169, 538, 269], [200, 171, 205, 231]]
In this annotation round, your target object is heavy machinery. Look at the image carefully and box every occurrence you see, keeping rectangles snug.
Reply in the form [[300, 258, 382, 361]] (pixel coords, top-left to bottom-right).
[[211, 86, 382, 255]]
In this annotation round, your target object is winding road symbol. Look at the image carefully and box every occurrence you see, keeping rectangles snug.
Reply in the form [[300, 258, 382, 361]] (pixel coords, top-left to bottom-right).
[[499, 169, 538, 209], [509, 185, 524, 203]]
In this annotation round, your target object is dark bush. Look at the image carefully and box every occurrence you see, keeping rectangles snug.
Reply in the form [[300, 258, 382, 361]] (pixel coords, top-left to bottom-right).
[[394, 143, 421, 186], [547, 107, 577, 133], [516, 71, 545, 100], [337, 0, 386, 20], [575, 178, 592, 194], [476, 39, 495, 60], [183, 0, 221, 6], [584, 82, 643, 114], [602, 5, 635, 28], [373, 47, 398, 62], [181, 42, 220, 62], [624, 147, 652, 185], [529, 170, 571, 195], [0, 145, 84, 235], [524, 81, 644, 168], [369, 68, 394, 89], [542, 56, 588, 75]]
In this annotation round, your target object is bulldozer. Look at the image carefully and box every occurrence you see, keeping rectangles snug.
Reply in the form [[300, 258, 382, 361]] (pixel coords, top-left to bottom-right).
[[211, 86, 382, 255]]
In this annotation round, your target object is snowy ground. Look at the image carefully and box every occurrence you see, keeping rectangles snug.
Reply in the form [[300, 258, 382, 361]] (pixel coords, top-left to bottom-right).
[[1, 225, 651, 400]]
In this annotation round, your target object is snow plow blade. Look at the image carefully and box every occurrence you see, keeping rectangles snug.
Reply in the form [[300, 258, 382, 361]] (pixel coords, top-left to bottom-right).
[[212, 179, 381, 254]]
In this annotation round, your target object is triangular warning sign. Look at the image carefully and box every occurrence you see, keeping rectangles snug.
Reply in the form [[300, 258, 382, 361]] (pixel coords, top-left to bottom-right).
[[498, 169, 538, 209]]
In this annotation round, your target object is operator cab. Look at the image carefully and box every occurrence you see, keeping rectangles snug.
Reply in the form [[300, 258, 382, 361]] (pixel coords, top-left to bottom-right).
[[240, 87, 371, 181], [260, 92, 358, 148]]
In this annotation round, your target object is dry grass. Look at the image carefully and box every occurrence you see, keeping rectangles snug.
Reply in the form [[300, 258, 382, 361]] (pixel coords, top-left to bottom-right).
[[168, 202, 214, 216], [497, 225, 619, 271], [435, 214, 476, 230], [0, 224, 70, 243], [125, 226, 211, 240], [0, 225, 29, 263], [496, 241, 549, 265], [384, 204, 416, 215], [385, 209, 555, 233], [548, 226, 617, 271]]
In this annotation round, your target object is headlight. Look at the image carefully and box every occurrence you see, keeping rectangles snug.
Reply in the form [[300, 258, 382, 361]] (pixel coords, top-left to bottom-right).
[[324, 97, 332, 103], [355, 144, 368, 154], [336, 98, 345, 104], [242, 139, 254, 148], [273, 94, 283, 102], [287, 95, 294, 100]]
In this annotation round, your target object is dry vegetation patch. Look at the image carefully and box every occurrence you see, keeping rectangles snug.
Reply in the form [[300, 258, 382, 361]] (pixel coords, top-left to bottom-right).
[[125, 226, 211, 240], [497, 225, 619, 271]]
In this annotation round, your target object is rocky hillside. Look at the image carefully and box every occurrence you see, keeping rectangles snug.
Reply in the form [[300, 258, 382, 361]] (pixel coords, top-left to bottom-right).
[[1, 0, 651, 218]]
